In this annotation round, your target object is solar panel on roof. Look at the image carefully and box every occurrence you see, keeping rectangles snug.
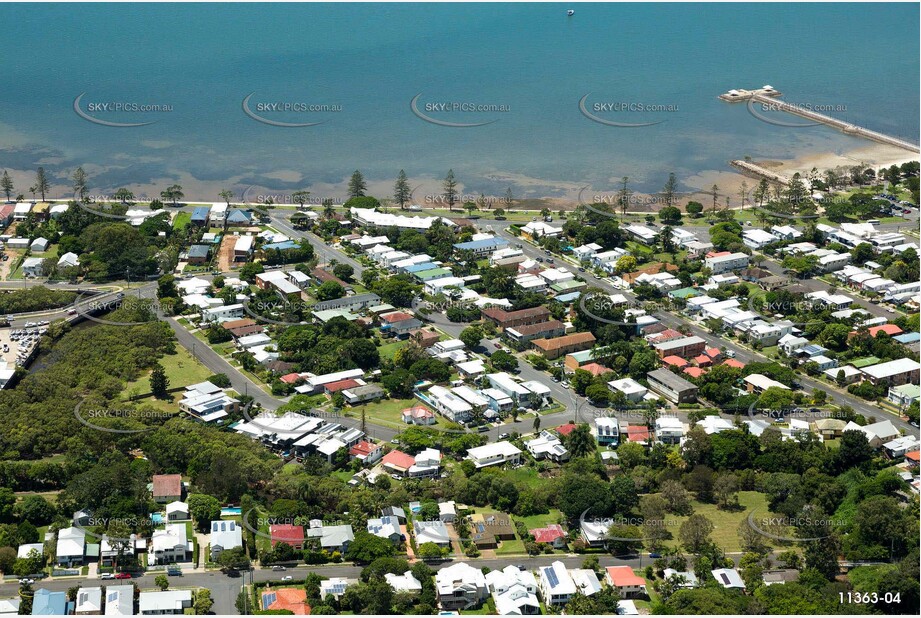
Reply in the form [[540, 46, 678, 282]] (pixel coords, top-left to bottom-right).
[[262, 592, 277, 609], [545, 567, 559, 588], [719, 573, 730, 585]]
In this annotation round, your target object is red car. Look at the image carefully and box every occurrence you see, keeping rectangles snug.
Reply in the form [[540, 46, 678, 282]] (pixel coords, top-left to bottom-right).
[[114, 573, 132, 579]]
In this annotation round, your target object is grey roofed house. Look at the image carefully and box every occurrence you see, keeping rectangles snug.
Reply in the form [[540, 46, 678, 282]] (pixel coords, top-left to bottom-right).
[[647, 368, 698, 403], [383, 506, 407, 522], [306, 523, 355, 552], [313, 292, 382, 312], [414, 519, 450, 546], [187, 244, 211, 260], [762, 569, 800, 586]]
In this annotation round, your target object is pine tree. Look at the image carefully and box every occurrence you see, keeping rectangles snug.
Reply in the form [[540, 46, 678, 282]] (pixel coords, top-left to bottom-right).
[[443, 169, 458, 211], [35, 167, 50, 202], [150, 363, 169, 398], [72, 167, 88, 202], [393, 170, 410, 209], [348, 170, 366, 198], [1, 170, 13, 202]]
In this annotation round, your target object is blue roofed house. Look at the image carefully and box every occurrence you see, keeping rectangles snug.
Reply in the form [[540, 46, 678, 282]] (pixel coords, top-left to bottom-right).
[[453, 236, 509, 257], [260, 240, 300, 258], [186, 244, 212, 265], [190, 207, 210, 226], [225, 209, 253, 226], [32, 589, 69, 616]]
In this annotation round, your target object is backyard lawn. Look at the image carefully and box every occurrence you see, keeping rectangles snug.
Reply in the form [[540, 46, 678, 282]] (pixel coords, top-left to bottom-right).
[[122, 345, 213, 399], [512, 509, 564, 530], [661, 491, 784, 553], [377, 341, 404, 361]]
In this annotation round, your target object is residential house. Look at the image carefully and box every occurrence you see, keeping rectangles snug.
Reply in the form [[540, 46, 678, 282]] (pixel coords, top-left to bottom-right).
[[210, 520, 243, 561], [306, 521, 355, 554], [55, 527, 86, 566], [386, 571, 423, 594], [103, 585, 134, 616], [32, 590, 69, 616], [151, 474, 184, 504], [529, 524, 566, 549], [704, 252, 750, 274], [367, 516, 402, 544], [486, 566, 540, 615], [647, 369, 698, 403], [165, 501, 189, 522], [436, 562, 489, 610], [468, 512, 516, 549], [138, 590, 193, 615], [595, 417, 620, 446], [74, 588, 102, 615], [711, 568, 745, 590], [860, 358, 921, 387], [538, 561, 577, 606], [531, 331, 596, 360], [150, 524, 192, 565], [466, 442, 522, 468], [605, 566, 647, 598], [270, 524, 305, 550], [524, 431, 570, 463]]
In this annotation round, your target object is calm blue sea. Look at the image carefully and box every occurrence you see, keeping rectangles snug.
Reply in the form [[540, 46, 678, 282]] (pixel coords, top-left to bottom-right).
[[0, 2, 917, 199]]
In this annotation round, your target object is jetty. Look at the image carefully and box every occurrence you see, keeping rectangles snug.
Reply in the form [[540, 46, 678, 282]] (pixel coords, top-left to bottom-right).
[[721, 85, 920, 154], [730, 160, 791, 186]]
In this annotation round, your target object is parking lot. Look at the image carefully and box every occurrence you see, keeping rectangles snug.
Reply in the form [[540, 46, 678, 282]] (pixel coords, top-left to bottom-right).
[[0, 323, 49, 366]]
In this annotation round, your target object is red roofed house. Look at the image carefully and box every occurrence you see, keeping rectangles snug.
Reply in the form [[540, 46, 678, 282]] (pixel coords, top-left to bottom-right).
[[646, 329, 683, 344], [625, 426, 650, 443], [280, 372, 305, 384], [906, 451, 919, 468], [270, 524, 305, 550], [722, 358, 746, 369], [381, 450, 416, 476], [529, 524, 567, 548], [380, 311, 414, 324], [262, 587, 311, 615], [705, 250, 731, 259], [151, 474, 183, 504], [605, 566, 648, 598], [661, 355, 689, 369], [349, 440, 383, 465], [324, 378, 362, 395], [850, 324, 904, 340], [581, 363, 611, 377], [704, 347, 721, 359], [410, 329, 441, 348], [554, 423, 578, 437], [684, 367, 706, 379], [402, 405, 436, 425], [694, 354, 713, 368], [0, 204, 15, 227]]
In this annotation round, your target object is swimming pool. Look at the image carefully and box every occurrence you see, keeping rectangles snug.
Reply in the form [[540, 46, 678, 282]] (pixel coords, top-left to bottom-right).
[[150, 513, 164, 524], [221, 507, 242, 516]]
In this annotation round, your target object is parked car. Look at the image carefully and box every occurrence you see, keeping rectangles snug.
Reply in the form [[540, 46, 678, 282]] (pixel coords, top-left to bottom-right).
[[114, 573, 132, 579], [100, 573, 115, 580], [167, 567, 182, 576], [498, 433, 510, 440], [272, 566, 286, 571], [18, 578, 34, 585], [281, 576, 293, 582]]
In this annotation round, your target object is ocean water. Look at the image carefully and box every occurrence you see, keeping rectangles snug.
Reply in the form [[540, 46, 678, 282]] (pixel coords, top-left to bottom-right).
[[0, 2, 917, 200]]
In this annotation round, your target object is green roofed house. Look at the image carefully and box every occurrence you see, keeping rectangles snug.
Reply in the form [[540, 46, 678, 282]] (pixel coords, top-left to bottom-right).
[[413, 267, 453, 282], [550, 279, 587, 294], [888, 384, 921, 407], [668, 287, 701, 299], [850, 356, 882, 369]]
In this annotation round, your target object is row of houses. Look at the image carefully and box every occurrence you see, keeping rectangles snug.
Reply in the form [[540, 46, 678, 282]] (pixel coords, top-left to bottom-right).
[[17, 585, 191, 616]]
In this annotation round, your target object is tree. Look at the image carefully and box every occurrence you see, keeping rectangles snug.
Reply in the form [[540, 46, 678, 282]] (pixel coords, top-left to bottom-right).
[[15, 495, 55, 525], [459, 326, 483, 350], [417, 542, 447, 560], [193, 589, 213, 614], [661, 173, 678, 209], [35, 167, 50, 201], [218, 189, 234, 206], [504, 187, 513, 210], [345, 530, 397, 564], [660, 480, 692, 515], [584, 383, 610, 406], [490, 350, 518, 372], [332, 263, 354, 282], [316, 280, 345, 301], [149, 363, 169, 398], [713, 473, 740, 510], [659, 206, 681, 224], [615, 255, 637, 274], [155, 575, 169, 591], [566, 424, 595, 458], [348, 170, 367, 198], [216, 546, 250, 571], [616, 442, 647, 470], [187, 494, 221, 532], [442, 169, 458, 211], [617, 176, 631, 218], [392, 170, 411, 210], [679, 514, 714, 554], [160, 184, 184, 206], [291, 190, 311, 209], [0, 170, 13, 202], [686, 200, 703, 218], [113, 187, 134, 205]]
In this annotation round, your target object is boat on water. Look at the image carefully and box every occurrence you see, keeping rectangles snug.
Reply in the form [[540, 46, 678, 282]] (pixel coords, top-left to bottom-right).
[[567, 10, 575, 17]]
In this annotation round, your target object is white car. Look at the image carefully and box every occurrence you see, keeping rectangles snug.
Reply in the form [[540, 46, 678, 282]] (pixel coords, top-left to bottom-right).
[[100, 573, 115, 580], [18, 578, 34, 585], [281, 575, 293, 582]]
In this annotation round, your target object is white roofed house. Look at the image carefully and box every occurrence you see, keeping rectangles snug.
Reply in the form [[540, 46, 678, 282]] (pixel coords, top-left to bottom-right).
[[525, 431, 570, 463], [150, 524, 192, 565], [57, 251, 80, 269], [486, 566, 540, 615], [55, 526, 86, 566], [209, 520, 243, 561], [367, 516, 403, 544], [655, 416, 687, 444], [466, 441, 522, 468], [74, 587, 102, 615], [436, 562, 489, 610], [538, 560, 577, 606], [386, 571, 423, 594], [165, 501, 189, 522], [103, 585, 134, 615], [608, 377, 647, 403], [426, 385, 474, 423], [138, 590, 193, 615]]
